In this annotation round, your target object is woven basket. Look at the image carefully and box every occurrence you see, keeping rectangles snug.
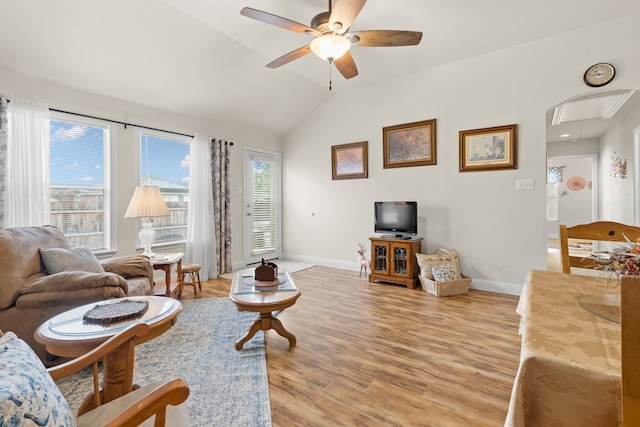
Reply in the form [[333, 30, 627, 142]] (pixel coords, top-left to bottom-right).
[[419, 248, 471, 297]]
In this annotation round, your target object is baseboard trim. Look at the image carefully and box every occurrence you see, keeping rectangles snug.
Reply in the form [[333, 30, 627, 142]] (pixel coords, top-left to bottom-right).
[[470, 278, 522, 296], [279, 253, 523, 296]]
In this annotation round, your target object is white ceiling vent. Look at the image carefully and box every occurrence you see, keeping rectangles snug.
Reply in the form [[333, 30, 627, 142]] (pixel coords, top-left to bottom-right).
[[551, 90, 635, 125]]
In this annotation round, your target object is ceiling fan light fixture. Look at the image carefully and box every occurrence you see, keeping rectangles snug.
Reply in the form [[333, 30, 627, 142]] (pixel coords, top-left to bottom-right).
[[310, 34, 351, 62]]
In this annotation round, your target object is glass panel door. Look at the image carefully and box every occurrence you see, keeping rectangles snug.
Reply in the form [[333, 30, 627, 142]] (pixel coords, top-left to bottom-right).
[[393, 245, 409, 276], [244, 149, 281, 265], [373, 243, 389, 274]]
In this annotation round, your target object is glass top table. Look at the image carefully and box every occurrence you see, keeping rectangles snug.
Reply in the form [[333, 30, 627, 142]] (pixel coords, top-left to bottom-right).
[[229, 270, 301, 350], [232, 269, 297, 294], [37, 296, 181, 341], [579, 294, 620, 323]]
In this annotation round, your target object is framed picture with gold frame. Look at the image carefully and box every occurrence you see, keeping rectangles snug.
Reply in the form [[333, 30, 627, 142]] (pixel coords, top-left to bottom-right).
[[383, 119, 436, 168], [459, 124, 517, 172], [331, 141, 368, 180]]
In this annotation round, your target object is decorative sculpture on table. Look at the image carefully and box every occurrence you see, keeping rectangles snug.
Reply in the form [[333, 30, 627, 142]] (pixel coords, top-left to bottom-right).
[[358, 243, 370, 277], [255, 258, 279, 281]]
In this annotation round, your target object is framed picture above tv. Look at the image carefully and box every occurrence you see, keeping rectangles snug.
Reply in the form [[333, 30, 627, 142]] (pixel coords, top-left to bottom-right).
[[383, 119, 436, 168], [459, 124, 518, 172], [331, 141, 368, 180]]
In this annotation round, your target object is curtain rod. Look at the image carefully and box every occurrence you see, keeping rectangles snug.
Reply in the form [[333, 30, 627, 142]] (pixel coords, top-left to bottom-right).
[[1, 95, 191, 138], [1, 95, 233, 144], [50, 107, 194, 138], [51, 108, 234, 145]]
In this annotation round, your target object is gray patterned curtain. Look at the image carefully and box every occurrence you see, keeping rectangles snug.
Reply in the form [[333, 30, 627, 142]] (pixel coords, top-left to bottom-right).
[[0, 95, 8, 228], [211, 138, 232, 274]]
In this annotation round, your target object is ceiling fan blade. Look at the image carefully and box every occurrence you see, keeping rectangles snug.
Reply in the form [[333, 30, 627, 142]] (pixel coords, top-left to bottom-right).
[[349, 30, 423, 47], [329, 0, 367, 34], [266, 45, 312, 68], [241, 7, 320, 36], [333, 52, 359, 79]]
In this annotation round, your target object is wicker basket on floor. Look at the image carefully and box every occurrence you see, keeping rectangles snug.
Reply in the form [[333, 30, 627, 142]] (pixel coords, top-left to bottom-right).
[[419, 248, 471, 297]]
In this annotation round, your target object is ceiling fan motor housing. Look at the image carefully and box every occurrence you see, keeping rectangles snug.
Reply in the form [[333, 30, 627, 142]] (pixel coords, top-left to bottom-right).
[[311, 11, 342, 33]]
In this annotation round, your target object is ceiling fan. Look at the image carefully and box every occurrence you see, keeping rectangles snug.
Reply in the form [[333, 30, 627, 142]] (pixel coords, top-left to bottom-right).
[[240, 0, 423, 80]]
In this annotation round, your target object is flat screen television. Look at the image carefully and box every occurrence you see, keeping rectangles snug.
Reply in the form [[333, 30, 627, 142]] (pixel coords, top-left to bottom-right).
[[374, 201, 418, 239]]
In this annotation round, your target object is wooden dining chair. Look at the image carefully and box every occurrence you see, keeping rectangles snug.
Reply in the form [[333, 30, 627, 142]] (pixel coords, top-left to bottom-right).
[[621, 274, 640, 426], [0, 324, 193, 426], [559, 221, 640, 274]]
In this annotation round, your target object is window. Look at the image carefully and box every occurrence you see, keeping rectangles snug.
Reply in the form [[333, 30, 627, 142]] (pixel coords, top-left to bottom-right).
[[49, 115, 112, 250], [139, 131, 191, 245], [251, 158, 277, 254], [547, 183, 560, 221]]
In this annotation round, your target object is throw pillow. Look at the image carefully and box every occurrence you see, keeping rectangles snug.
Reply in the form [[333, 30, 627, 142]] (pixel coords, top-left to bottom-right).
[[430, 262, 458, 282], [40, 246, 105, 275], [0, 332, 76, 427], [416, 250, 460, 280]]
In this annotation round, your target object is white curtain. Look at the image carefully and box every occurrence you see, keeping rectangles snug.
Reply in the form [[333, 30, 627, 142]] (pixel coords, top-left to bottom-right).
[[185, 133, 217, 280], [0, 95, 8, 228], [5, 96, 50, 227]]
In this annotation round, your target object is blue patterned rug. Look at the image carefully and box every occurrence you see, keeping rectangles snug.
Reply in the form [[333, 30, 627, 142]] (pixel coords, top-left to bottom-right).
[[56, 298, 271, 426]]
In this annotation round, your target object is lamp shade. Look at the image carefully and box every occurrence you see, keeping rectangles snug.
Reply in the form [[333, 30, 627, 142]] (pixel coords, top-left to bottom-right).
[[310, 34, 351, 62], [124, 186, 170, 219]]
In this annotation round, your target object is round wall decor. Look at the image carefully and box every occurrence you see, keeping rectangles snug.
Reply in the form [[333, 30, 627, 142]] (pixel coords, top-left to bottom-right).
[[567, 176, 586, 191]]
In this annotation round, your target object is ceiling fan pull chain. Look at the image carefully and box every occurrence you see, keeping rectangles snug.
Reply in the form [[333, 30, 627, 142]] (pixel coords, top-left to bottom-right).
[[329, 61, 333, 91]]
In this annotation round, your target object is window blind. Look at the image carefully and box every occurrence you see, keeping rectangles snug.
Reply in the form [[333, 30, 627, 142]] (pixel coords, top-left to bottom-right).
[[251, 158, 277, 254]]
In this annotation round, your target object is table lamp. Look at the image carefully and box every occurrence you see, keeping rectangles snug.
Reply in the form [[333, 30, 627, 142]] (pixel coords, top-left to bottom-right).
[[124, 186, 170, 259]]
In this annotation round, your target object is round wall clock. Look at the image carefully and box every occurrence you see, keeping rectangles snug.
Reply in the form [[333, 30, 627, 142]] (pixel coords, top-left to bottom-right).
[[583, 63, 615, 87]]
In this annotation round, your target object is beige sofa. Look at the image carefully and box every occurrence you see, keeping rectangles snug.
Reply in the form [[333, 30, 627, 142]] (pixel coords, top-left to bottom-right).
[[0, 225, 154, 363]]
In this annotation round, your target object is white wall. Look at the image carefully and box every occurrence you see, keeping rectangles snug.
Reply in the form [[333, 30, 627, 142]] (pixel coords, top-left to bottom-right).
[[282, 14, 640, 295], [547, 139, 600, 237], [550, 157, 594, 225], [599, 102, 640, 222], [0, 66, 282, 262]]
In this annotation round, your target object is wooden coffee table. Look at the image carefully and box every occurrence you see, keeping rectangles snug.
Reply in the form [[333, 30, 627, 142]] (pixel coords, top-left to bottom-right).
[[34, 296, 182, 414], [229, 270, 301, 350]]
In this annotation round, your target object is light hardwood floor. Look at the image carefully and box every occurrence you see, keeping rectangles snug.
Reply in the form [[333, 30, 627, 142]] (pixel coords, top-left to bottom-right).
[[179, 266, 521, 426]]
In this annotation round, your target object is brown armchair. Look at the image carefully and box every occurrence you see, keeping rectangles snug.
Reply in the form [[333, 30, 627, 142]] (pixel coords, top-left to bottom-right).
[[0, 323, 193, 426], [0, 225, 154, 363]]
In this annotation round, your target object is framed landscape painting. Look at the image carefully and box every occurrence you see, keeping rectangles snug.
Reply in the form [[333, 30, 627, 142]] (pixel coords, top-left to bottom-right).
[[332, 141, 368, 180], [383, 119, 436, 168], [459, 124, 518, 172]]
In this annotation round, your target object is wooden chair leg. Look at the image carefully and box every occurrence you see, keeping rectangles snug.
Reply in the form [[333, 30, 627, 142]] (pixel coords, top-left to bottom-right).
[[189, 272, 198, 296]]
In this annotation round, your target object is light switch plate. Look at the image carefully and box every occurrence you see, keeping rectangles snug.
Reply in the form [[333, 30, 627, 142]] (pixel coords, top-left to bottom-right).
[[516, 178, 534, 190]]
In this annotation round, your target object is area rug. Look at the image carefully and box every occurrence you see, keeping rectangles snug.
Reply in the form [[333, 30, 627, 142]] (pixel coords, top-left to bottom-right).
[[56, 298, 272, 426]]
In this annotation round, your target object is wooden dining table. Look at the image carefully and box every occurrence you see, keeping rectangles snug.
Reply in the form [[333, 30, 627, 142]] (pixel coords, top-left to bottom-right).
[[505, 270, 622, 427]]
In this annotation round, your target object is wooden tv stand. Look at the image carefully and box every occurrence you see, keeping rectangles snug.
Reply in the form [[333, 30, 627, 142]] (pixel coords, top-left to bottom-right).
[[369, 237, 423, 289]]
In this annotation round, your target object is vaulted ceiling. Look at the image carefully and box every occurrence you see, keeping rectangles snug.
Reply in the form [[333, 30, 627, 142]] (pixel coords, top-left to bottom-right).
[[1, 0, 638, 136]]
